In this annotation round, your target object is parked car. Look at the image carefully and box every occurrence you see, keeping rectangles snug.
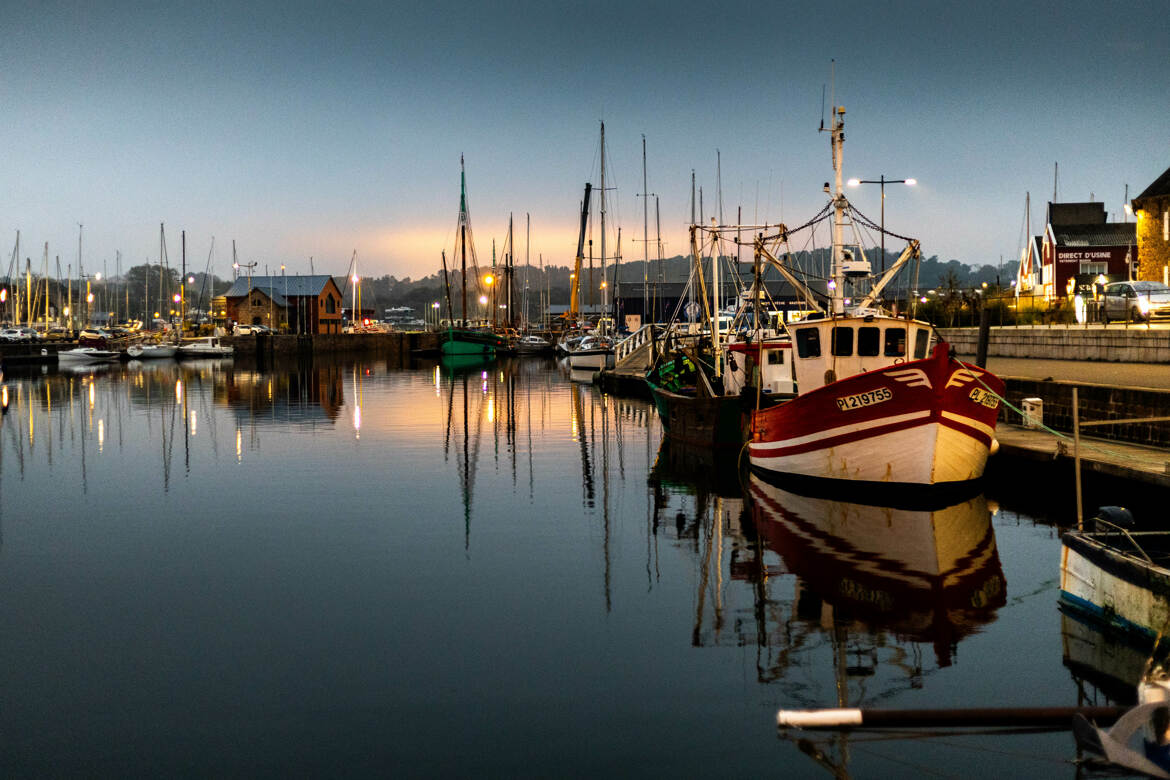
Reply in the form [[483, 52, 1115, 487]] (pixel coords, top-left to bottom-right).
[[1, 327, 40, 342], [40, 327, 72, 341], [233, 324, 272, 335], [1099, 281, 1170, 322]]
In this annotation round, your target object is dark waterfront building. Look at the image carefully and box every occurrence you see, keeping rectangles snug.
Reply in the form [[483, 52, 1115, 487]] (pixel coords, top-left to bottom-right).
[[220, 275, 344, 334], [1133, 165, 1170, 283]]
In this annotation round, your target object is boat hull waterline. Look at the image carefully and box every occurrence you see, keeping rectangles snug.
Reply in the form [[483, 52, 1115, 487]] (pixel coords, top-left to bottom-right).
[[749, 344, 1003, 492]]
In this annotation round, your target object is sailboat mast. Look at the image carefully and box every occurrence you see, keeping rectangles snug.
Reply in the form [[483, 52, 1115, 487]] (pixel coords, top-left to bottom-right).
[[599, 121, 607, 332], [642, 135, 649, 326], [460, 157, 468, 328]]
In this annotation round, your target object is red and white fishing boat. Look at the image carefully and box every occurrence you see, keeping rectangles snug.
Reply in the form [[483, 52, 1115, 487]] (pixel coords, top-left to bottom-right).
[[746, 104, 1004, 500]]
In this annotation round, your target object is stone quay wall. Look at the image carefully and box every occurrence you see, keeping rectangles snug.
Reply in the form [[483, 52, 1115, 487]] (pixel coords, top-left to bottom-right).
[[229, 331, 441, 363], [999, 378, 1170, 449], [939, 326, 1170, 363]]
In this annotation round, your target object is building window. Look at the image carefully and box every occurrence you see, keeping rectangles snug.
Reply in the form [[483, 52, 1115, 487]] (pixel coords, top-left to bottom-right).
[[795, 328, 820, 358], [1080, 262, 1107, 276], [325, 296, 336, 314], [252, 297, 262, 307], [1164, 209, 1168, 242]]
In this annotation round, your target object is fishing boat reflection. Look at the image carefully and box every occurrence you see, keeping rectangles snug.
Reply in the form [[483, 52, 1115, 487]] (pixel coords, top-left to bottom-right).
[[749, 474, 1006, 668]]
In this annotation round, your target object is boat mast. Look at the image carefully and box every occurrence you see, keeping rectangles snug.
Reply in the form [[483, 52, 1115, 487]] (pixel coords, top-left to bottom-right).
[[460, 156, 468, 328], [642, 135, 649, 326], [599, 121, 607, 334], [826, 105, 846, 315]]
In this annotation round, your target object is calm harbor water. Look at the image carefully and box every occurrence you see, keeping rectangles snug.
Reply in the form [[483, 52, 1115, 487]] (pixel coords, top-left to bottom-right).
[[0, 355, 1131, 776]]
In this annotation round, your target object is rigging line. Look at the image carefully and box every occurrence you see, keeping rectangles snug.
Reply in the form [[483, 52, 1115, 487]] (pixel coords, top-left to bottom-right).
[[849, 204, 919, 244], [952, 356, 1149, 463]]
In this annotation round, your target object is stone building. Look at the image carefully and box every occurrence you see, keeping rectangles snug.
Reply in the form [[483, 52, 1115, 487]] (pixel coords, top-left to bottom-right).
[[222, 275, 344, 334], [1132, 166, 1170, 283]]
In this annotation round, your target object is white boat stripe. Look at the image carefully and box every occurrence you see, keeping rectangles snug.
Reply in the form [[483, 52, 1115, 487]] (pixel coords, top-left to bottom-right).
[[940, 411, 994, 438], [752, 410, 931, 451]]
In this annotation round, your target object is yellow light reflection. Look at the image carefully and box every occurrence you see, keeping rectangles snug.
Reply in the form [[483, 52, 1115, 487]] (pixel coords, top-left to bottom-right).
[[487, 398, 494, 423], [190, 410, 197, 436], [88, 381, 95, 410], [98, 419, 105, 452], [353, 405, 361, 439], [236, 428, 243, 463], [175, 380, 183, 403]]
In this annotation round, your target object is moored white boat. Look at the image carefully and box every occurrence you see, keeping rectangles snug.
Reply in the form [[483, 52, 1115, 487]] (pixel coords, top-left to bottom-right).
[[127, 343, 177, 359], [1060, 511, 1170, 642], [178, 337, 234, 357], [515, 334, 553, 355], [567, 335, 614, 370], [55, 347, 121, 365]]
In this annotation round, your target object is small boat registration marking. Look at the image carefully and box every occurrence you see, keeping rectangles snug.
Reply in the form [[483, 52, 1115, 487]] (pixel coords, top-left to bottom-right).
[[835, 387, 893, 411], [968, 387, 1000, 409]]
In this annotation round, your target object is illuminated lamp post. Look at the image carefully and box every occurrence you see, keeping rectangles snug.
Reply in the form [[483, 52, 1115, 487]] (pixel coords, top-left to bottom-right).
[[847, 176, 916, 275], [484, 274, 495, 328]]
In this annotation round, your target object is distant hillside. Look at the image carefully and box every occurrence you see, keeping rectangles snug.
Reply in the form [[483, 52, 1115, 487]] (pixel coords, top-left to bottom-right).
[[353, 250, 1019, 316]]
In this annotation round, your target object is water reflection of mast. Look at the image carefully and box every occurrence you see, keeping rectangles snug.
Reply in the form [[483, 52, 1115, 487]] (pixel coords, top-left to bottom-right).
[[571, 383, 594, 507], [442, 366, 487, 552]]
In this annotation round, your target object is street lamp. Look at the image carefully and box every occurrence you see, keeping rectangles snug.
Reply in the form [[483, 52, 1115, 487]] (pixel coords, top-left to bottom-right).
[[847, 176, 916, 275]]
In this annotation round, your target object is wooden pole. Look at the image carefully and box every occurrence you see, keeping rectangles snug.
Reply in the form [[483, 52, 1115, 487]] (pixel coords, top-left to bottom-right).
[[1073, 386, 1083, 531]]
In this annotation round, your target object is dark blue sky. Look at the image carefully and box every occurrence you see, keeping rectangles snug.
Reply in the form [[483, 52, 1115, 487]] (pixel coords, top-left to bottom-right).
[[2, 0, 1166, 280]]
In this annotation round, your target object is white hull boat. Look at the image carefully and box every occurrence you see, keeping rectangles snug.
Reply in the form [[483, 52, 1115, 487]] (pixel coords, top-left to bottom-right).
[[127, 343, 177, 359], [567, 336, 614, 370], [178, 337, 234, 357], [55, 347, 121, 365]]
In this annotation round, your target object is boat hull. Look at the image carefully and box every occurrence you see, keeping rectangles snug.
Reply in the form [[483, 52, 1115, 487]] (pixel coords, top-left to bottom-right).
[[568, 350, 613, 370], [56, 348, 121, 365], [646, 381, 745, 449], [440, 329, 501, 357], [128, 344, 177, 359], [1060, 531, 1170, 642], [748, 344, 1002, 494]]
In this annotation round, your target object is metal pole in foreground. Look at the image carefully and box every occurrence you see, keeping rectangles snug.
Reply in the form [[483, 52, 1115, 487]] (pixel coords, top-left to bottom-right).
[[777, 705, 1126, 730], [1073, 386, 1083, 531]]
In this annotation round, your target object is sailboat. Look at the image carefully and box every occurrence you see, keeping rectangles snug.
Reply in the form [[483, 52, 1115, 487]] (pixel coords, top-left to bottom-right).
[[567, 122, 615, 370], [440, 157, 507, 357], [745, 105, 1004, 501], [644, 223, 794, 449]]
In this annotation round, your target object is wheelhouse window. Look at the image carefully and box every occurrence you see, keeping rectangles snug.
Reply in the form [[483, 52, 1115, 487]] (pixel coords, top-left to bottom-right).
[[913, 329, 929, 359], [795, 328, 821, 358], [766, 349, 785, 365], [884, 327, 906, 357], [831, 326, 853, 357], [858, 327, 880, 357]]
